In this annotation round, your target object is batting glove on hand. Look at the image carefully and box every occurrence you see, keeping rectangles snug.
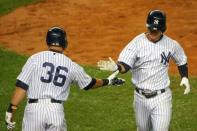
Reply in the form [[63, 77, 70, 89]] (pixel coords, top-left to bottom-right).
[[97, 57, 118, 72], [107, 70, 125, 86], [5, 112, 16, 130], [111, 77, 125, 86], [180, 77, 191, 95]]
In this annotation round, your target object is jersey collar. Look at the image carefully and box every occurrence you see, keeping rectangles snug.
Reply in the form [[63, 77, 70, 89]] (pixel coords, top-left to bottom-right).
[[154, 34, 163, 43], [145, 32, 164, 43], [49, 49, 63, 54]]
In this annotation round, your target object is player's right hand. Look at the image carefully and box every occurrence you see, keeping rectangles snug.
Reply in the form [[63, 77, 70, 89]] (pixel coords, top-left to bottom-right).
[[180, 77, 191, 95], [97, 57, 118, 72], [5, 112, 16, 130]]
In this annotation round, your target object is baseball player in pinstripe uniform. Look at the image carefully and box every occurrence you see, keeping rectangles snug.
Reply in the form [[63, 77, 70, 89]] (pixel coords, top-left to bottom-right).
[[5, 27, 125, 131], [97, 10, 191, 131]]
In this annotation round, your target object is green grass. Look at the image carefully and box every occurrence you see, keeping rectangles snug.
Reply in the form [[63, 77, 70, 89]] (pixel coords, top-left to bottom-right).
[[0, 0, 41, 15], [0, 48, 197, 131]]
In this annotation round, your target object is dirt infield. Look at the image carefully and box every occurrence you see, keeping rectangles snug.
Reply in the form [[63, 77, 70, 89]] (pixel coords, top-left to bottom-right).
[[0, 0, 197, 75]]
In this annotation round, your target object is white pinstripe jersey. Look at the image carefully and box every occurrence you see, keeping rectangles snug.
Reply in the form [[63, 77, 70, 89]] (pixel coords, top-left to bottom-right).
[[17, 51, 92, 101], [118, 33, 187, 90]]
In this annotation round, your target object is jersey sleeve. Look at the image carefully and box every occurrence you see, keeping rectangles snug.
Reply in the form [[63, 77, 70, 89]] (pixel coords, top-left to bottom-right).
[[172, 41, 187, 66], [17, 56, 35, 86], [118, 39, 138, 69], [71, 62, 92, 89]]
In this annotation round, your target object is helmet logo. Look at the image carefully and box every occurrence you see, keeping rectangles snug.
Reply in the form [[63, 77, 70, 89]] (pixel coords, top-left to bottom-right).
[[154, 19, 159, 25], [52, 43, 60, 46]]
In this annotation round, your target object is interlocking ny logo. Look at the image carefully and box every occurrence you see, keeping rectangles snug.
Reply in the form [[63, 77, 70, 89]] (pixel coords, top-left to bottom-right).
[[161, 52, 172, 65], [154, 19, 159, 25]]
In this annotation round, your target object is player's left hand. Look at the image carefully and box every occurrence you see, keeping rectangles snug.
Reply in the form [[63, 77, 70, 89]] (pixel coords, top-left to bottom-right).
[[107, 70, 125, 86], [180, 77, 190, 95], [5, 112, 16, 130], [97, 57, 118, 72]]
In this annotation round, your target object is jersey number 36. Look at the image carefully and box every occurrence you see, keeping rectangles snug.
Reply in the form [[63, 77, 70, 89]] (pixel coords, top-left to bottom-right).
[[40, 62, 68, 87]]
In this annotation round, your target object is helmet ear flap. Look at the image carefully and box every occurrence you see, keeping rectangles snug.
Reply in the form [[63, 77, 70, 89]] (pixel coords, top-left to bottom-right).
[[146, 10, 166, 32], [46, 27, 68, 48]]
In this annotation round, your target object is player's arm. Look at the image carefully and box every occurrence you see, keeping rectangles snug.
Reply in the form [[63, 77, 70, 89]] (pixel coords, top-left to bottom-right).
[[6, 57, 33, 113], [9, 80, 28, 107], [178, 63, 188, 78], [83, 78, 109, 90], [117, 61, 131, 73], [84, 71, 125, 90], [97, 40, 137, 74], [6, 57, 33, 130], [7, 87, 26, 115], [97, 57, 131, 74], [72, 62, 125, 91], [177, 63, 190, 94], [6, 80, 28, 130], [172, 41, 190, 94]]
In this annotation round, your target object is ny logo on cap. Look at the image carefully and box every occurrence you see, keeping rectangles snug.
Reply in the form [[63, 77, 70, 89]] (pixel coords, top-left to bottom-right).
[[161, 52, 171, 65], [154, 19, 159, 25]]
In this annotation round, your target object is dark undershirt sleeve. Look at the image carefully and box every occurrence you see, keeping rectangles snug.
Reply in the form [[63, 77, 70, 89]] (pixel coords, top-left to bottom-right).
[[178, 63, 188, 78], [83, 78, 96, 90], [117, 61, 131, 73], [15, 79, 29, 91]]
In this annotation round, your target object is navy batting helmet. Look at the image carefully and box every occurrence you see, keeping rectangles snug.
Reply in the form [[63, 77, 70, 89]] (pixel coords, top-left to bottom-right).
[[146, 10, 166, 32], [46, 27, 68, 49]]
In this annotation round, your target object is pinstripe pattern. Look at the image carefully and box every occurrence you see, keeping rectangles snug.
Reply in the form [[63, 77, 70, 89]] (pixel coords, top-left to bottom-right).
[[118, 33, 187, 131], [17, 50, 92, 131], [17, 51, 92, 100], [22, 100, 66, 131], [118, 33, 187, 90], [134, 89, 172, 131]]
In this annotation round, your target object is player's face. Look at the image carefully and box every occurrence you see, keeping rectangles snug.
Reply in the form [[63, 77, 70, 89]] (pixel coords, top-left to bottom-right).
[[149, 30, 162, 35], [48, 45, 64, 52], [147, 29, 162, 42]]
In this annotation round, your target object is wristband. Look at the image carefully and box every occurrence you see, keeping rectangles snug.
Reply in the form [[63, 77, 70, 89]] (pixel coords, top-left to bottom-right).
[[117, 64, 122, 71], [102, 79, 109, 86], [178, 63, 188, 78], [7, 104, 18, 113]]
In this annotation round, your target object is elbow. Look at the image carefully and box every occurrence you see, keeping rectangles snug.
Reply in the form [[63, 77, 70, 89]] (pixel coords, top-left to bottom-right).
[[117, 62, 131, 74], [84, 87, 90, 91], [83, 78, 96, 91]]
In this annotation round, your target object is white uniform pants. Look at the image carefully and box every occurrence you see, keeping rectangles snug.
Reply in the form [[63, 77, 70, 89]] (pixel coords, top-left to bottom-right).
[[134, 88, 172, 131], [22, 99, 66, 131]]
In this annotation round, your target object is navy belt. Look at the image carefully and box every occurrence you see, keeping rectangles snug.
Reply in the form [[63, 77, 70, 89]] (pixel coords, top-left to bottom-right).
[[28, 99, 62, 104], [135, 88, 166, 98]]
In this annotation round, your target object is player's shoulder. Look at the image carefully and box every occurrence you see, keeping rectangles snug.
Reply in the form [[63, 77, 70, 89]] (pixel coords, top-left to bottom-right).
[[57, 54, 82, 69], [70, 61, 82, 69], [163, 35, 181, 47], [130, 33, 146, 43], [135, 33, 146, 39], [126, 33, 145, 47], [162, 35, 173, 41], [25, 51, 45, 62], [20, 51, 45, 65], [30, 51, 49, 58], [129, 33, 145, 42]]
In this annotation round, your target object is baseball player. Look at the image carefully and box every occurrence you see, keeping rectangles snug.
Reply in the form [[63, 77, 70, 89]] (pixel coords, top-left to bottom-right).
[[97, 10, 190, 131], [5, 27, 125, 131]]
